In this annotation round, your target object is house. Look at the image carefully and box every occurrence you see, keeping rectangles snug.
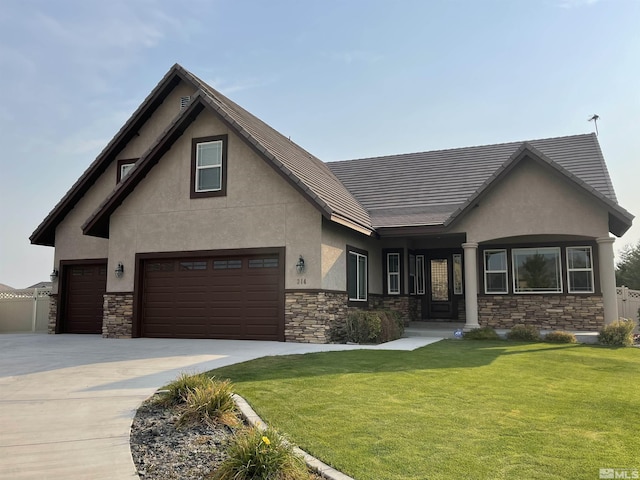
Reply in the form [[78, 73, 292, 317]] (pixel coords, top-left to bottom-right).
[[30, 64, 634, 342]]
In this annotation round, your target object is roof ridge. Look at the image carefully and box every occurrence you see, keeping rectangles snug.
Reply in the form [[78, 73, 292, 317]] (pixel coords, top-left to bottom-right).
[[329, 133, 597, 165]]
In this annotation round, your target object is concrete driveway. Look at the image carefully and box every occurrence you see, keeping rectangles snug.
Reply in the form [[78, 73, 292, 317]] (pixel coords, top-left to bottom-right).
[[0, 333, 439, 480]]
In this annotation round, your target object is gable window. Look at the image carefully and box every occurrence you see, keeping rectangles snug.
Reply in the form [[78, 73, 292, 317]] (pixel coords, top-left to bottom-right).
[[512, 247, 562, 294], [191, 135, 228, 198], [347, 247, 367, 302], [387, 253, 400, 295], [567, 246, 594, 293], [484, 249, 508, 294], [116, 159, 137, 183]]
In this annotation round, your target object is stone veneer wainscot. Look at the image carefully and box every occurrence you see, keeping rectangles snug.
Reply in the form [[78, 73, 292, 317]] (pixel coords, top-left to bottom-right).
[[103, 293, 134, 338], [48, 294, 58, 334], [478, 294, 604, 330]]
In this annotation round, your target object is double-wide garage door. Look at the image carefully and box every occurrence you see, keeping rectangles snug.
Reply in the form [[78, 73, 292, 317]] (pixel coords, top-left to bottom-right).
[[141, 253, 283, 340]]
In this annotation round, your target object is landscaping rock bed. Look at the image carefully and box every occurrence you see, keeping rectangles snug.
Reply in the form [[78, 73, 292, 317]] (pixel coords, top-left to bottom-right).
[[130, 399, 237, 479]]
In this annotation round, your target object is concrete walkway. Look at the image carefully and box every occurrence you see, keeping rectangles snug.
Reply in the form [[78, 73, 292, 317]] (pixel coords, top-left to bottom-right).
[[0, 333, 441, 480]]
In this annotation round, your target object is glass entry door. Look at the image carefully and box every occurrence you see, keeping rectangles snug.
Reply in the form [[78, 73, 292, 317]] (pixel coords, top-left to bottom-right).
[[428, 257, 453, 318]]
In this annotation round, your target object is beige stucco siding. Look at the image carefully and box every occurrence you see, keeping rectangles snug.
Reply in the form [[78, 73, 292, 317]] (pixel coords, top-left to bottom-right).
[[108, 110, 322, 292], [51, 163, 116, 294], [117, 82, 197, 160], [321, 219, 382, 294], [451, 159, 610, 243]]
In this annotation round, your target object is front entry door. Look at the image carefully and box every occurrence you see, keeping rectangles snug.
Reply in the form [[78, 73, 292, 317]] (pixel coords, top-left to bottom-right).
[[427, 257, 453, 319]]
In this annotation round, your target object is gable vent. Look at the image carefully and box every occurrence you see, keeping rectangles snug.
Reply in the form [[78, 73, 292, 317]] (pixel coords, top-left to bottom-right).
[[180, 96, 191, 110]]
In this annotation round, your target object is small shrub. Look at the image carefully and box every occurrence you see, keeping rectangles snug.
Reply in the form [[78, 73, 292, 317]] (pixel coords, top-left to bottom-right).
[[377, 310, 405, 343], [178, 378, 239, 427], [464, 327, 501, 340], [506, 324, 541, 342], [598, 319, 636, 347], [211, 426, 309, 480], [544, 331, 577, 344], [331, 310, 404, 344], [155, 372, 213, 406]]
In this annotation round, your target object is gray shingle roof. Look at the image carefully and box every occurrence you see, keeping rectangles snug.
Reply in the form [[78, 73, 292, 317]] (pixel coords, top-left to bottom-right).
[[328, 134, 631, 233]]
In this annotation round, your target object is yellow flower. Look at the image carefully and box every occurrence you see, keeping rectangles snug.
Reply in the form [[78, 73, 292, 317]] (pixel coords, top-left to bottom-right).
[[261, 436, 271, 446]]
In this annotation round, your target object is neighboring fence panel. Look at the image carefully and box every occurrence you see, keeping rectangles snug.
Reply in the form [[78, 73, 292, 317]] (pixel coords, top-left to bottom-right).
[[0, 289, 51, 333], [616, 286, 640, 321]]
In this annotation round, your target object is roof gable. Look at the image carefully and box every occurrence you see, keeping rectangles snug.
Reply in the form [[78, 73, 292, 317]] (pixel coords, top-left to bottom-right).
[[83, 88, 374, 238], [36, 64, 373, 245], [444, 142, 633, 236], [30, 64, 196, 246]]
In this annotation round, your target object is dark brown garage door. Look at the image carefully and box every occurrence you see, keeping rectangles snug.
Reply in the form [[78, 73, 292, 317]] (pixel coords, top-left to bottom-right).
[[63, 263, 107, 334], [141, 253, 283, 340]]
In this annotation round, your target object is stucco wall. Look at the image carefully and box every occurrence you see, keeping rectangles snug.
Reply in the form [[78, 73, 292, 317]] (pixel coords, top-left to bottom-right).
[[320, 219, 382, 294], [118, 82, 197, 160], [107, 109, 323, 292], [51, 80, 198, 295], [451, 158, 610, 243]]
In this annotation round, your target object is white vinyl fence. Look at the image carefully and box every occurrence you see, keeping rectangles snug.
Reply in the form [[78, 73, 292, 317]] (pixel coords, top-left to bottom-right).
[[616, 286, 640, 321], [0, 288, 51, 333]]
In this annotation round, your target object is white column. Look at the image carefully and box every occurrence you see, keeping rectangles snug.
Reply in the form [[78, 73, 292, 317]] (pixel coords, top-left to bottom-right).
[[597, 236, 619, 324], [462, 242, 480, 331]]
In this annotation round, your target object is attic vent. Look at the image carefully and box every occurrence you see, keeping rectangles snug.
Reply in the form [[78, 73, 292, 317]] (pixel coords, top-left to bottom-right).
[[180, 96, 191, 110]]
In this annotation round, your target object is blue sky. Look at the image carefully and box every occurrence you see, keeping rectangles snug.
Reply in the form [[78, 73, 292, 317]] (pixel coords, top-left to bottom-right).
[[0, 0, 638, 288]]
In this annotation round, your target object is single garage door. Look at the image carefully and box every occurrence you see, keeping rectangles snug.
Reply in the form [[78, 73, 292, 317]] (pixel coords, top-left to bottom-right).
[[141, 253, 283, 340], [63, 263, 107, 334]]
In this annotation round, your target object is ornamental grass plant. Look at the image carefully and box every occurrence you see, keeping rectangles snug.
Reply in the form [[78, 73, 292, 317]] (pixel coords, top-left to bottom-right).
[[178, 378, 239, 428], [598, 318, 636, 346], [211, 426, 309, 480], [155, 372, 214, 406]]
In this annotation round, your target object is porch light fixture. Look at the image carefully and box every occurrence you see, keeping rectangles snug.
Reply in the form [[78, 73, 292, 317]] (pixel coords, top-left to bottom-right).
[[50, 269, 58, 282], [115, 262, 124, 278], [296, 255, 305, 274]]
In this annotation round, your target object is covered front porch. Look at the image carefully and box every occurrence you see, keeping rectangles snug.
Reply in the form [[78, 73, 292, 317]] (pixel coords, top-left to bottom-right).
[[378, 233, 619, 332]]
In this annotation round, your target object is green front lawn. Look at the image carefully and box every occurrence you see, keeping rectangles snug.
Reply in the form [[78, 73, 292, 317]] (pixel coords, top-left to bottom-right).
[[210, 341, 640, 480]]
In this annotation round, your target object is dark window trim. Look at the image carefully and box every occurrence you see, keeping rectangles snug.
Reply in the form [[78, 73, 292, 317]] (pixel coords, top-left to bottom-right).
[[478, 241, 600, 296], [190, 135, 228, 198], [346, 245, 368, 306], [383, 249, 404, 295], [116, 158, 138, 183]]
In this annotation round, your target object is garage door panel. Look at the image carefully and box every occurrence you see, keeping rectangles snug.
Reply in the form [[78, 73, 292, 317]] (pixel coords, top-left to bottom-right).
[[142, 253, 282, 340], [63, 263, 107, 334]]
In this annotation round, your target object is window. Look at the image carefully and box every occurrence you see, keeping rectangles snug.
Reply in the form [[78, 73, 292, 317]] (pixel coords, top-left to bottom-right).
[[347, 247, 367, 302], [191, 135, 227, 198], [387, 253, 400, 295], [453, 254, 463, 295], [248, 258, 279, 268], [179, 261, 207, 271], [116, 158, 137, 183], [567, 247, 594, 293], [213, 259, 242, 269], [512, 247, 562, 294], [484, 249, 508, 294], [409, 254, 416, 294], [416, 255, 426, 295]]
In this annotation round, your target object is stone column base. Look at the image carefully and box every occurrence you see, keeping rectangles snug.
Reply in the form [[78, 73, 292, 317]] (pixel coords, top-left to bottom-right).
[[103, 293, 134, 338], [48, 294, 58, 334]]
